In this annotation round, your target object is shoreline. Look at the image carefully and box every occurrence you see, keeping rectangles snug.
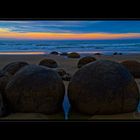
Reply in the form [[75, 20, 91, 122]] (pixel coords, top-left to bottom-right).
[[0, 51, 140, 55]]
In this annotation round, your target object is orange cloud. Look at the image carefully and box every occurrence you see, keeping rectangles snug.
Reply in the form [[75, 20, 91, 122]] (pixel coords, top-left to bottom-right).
[[0, 30, 140, 40]]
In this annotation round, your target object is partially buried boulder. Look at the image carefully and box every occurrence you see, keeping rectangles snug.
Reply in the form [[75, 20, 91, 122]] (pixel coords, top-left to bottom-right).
[[62, 73, 71, 81], [55, 68, 67, 76], [50, 51, 59, 55], [68, 60, 139, 115], [121, 60, 140, 78], [77, 56, 96, 68], [0, 62, 28, 93], [2, 61, 29, 75], [68, 52, 80, 58], [5, 65, 65, 114], [55, 68, 71, 81], [39, 58, 58, 68]]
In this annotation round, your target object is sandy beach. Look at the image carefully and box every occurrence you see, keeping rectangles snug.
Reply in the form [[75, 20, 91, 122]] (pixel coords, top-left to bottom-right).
[[0, 53, 140, 120]]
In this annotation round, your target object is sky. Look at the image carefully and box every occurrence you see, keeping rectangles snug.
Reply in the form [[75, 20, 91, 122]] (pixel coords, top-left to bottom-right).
[[0, 20, 140, 40]]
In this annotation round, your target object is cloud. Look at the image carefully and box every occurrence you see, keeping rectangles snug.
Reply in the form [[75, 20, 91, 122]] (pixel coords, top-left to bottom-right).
[[0, 28, 11, 33]]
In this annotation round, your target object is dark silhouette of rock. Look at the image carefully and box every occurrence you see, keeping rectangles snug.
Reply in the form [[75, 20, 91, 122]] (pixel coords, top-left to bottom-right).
[[50, 51, 59, 55], [68, 52, 80, 58], [62, 73, 71, 81], [5, 65, 65, 114], [55, 68, 67, 76], [77, 56, 96, 68], [0, 70, 11, 93], [113, 52, 118, 55], [2, 61, 29, 75], [39, 59, 58, 68], [68, 60, 139, 115], [121, 60, 140, 78], [55, 69, 71, 81], [0, 62, 28, 93], [94, 53, 102, 55]]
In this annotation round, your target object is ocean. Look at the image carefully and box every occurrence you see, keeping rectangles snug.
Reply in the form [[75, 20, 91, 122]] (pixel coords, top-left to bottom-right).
[[1, 39, 140, 54]]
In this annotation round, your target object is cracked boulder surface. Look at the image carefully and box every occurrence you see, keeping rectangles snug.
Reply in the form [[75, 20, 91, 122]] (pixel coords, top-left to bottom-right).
[[2, 61, 29, 75], [68, 60, 139, 115], [39, 58, 58, 68], [5, 64, 65, 114], [77, 56, 96, 68]]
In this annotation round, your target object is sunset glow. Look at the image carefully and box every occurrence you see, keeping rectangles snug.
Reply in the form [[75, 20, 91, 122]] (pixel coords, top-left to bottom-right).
[[0, 31, 140, 40], [0, 21, 140, 40]]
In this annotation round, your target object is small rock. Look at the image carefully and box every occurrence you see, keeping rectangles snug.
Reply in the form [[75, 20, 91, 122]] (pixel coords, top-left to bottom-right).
[[39, 58, 58, 68], [68, 52, 80, 58]]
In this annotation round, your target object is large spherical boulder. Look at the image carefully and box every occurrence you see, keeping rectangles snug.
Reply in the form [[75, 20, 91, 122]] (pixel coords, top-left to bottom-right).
[[39, 58, 58, 68], [68, 60, 139, 115], [68, 52, 80, 58], [121, 60, 140, 78], [2, 61, 28, 75], [0, 70, 11, 93], [5, 65, 65, 114], [77, 56, 96, 68]]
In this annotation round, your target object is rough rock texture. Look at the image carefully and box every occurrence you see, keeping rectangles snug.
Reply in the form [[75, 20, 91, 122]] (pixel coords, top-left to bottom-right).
[[68, 52, 80, 58], [0, 70, 11, 93], [55, 68, 67, 76], [121, 60, 140, 78], [5, 65, 65, 114], [68, 60, 139, 115], [50, 51, 59, 55], [55, 68, 71, 81], [77, 56, 96, 68], [39, 59, 58, 68], [62, 73, 71, 81], [0, 62, 28, 93], [2, 61, 28, 75]]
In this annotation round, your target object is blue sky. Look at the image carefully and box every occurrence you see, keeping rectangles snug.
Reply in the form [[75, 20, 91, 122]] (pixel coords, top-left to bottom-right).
[[0, 20, 140, 33], [0, 20, 140, 40]]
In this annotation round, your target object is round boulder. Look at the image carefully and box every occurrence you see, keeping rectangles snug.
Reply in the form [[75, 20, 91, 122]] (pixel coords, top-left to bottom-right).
[[62, 73, 71, 81], [77, 56, 96, 68], [68, 60, 139, 115], [50, 51, 59, 55], [55, 69, 71, 81], [94, 53, 102, 55], [2, 61, 29, 75], [55, 68, 67, 76], [0, 70, 11, 93], [5, 65, 65, 114], [39, 58, 58, 68], [121, 60, 140, 78], [68, 52, 80, 58]]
